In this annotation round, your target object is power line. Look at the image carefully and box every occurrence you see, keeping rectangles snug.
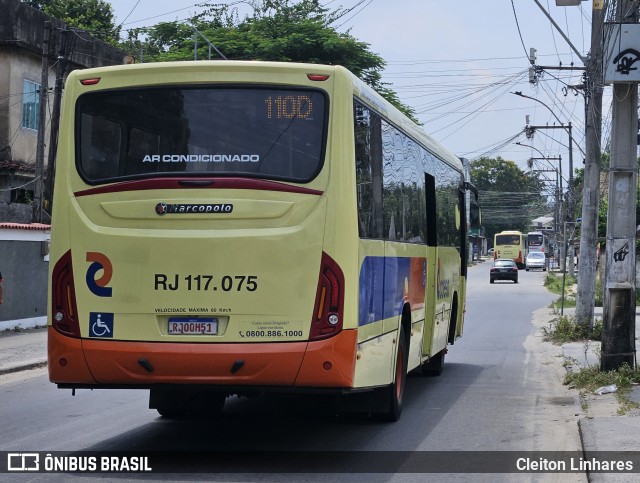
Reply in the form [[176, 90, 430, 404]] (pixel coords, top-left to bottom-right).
[[510, 0, 530, 61]]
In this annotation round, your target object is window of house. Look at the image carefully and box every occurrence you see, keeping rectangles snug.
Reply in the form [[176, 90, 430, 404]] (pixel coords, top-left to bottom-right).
[[10, 187, 33, 204], [22, 80, 40, 130]]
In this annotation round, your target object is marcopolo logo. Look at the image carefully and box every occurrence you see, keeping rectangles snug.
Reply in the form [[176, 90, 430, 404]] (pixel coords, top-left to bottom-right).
[[155, 203, 234, 215], [86, 252, 113, 297]]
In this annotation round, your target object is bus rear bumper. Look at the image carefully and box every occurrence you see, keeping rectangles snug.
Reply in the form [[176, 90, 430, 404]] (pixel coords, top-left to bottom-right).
[[48, 327, 357, 389]]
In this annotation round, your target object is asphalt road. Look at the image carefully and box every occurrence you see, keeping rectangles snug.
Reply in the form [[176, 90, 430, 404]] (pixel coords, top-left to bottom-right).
[[0, 261, 587, 481]]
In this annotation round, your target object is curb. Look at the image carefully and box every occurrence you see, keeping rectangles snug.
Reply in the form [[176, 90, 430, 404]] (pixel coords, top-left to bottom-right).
[[0, 360, 47, 376]]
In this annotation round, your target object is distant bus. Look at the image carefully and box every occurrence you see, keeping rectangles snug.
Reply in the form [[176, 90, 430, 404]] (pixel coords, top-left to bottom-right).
[[47, 60, 480, 422], [494, 230, 526, 268], [527, 231, 547, 255]]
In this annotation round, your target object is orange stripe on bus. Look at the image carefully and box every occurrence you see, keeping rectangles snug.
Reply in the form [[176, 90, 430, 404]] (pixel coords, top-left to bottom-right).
[[83, 339, 306, 385], [48, 326, 96, 384], [295, 329, 357, 387], [50, 329, 358, 388]]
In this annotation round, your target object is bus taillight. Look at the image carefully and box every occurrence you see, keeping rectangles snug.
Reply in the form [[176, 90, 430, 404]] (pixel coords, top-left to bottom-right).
[[307, 74, 330, 81], [80, 78, 101, 86], [51, 250, 80, 337], [310, 252, 345, 340]]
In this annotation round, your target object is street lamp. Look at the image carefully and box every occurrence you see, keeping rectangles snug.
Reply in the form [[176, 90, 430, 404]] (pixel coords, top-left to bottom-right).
[[514, 91, 566, 128], [512, 91, 585, 156]]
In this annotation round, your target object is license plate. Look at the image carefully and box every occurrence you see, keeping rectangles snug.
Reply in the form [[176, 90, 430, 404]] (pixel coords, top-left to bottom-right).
[[168, 318, 218, 335]]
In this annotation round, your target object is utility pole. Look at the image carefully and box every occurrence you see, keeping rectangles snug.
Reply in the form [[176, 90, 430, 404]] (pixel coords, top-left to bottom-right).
[[34, 21, 52, 224], [531, 163, 562, 249], [44, 28, 74, 218], [575, 1, 605, 329], [525, 123, 575, 275], [601, 0, 638, 371]]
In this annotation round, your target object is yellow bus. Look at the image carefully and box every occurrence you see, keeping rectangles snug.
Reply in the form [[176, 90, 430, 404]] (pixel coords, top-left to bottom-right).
[[494, 230, 526, 268], [48, 61, 480, 421]]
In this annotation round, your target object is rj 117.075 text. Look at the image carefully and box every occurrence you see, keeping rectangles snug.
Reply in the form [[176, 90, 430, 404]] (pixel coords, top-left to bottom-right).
[[154, 274, 258, 292]]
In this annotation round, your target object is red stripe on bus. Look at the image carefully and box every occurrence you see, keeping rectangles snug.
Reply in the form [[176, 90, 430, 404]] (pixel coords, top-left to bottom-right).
[[74, 178, 324, 197]]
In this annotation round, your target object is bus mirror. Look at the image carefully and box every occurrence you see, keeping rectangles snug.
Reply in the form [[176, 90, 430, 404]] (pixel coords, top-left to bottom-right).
[[463, 181, 481, 229], [470, 200, 481, 229]]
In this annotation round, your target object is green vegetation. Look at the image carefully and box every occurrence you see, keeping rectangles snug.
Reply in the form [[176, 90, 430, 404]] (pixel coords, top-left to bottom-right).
[[469, 157, 547, 242], [541, 314, 601, 343], [24, 0, 121, 45], [544, 271, 575, 295], [544, 271, 577, 310], [565, 363, 640, 393], [564, 363, 640, 415], [28, 0, 419, 122], [123, 0, 419, 122], [542, 272, 600, 342]]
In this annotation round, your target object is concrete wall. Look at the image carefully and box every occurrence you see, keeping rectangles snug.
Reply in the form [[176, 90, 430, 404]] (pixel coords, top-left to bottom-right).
[[0, 48, 54, 166], [0, 185, 33, 223], [0, 0, 126, 73], [0, 229, 50, 329]]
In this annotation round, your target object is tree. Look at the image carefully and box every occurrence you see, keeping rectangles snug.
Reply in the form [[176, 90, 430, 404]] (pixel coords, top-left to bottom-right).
[[123, 0, 418, 122], [23, 0, 120, 45], [470, 156, 549, 243]]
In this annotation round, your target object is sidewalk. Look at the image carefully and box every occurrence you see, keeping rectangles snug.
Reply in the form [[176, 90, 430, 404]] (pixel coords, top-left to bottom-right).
[[560, 306, 640, 469], [0, 326, 47, 375]]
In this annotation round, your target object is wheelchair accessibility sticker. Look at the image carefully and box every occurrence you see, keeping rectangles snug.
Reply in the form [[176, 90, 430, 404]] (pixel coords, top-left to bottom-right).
[[89, 312, 114, 338]]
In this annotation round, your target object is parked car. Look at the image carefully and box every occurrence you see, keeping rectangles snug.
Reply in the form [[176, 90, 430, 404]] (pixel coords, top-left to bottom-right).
[[487, 248, 494, 257], [525, 251, 546, 271], [490, 258, 518, 284]]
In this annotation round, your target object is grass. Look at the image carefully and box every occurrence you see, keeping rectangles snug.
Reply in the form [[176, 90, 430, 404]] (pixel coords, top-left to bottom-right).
[[544, 271, 576, 295], [564, 363, 640, 415], [541, 314, 602, 343], [544, 271, 577, 310]]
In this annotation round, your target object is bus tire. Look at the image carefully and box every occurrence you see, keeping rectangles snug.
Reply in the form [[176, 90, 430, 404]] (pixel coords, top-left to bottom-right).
[[377, 326, 407, 422], [422, 348, 446, 376]]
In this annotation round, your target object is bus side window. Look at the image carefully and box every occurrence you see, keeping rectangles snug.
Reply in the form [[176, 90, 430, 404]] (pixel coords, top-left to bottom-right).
[[424, 173, 437, 246], [354, 102, 383, 239]]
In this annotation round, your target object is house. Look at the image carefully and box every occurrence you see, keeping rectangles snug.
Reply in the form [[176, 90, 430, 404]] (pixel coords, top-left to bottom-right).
[[0, 0, 125, 327]]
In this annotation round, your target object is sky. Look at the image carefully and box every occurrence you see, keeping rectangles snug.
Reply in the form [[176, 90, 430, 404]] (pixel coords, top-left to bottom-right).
[[105, 0, 606, 189]]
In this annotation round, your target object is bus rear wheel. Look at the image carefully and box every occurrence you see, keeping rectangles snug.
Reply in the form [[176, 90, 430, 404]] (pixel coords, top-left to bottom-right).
[[422, 348, 446, 376], [377, 326, 407, 422]]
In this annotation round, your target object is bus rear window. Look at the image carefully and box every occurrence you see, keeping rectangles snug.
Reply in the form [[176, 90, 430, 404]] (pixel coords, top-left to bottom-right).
[[75, 87, 327, 184], [495, 234, 521, 245]]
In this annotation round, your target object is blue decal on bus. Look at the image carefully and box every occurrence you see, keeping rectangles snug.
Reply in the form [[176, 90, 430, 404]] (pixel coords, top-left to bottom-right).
[[359, 256, 425, 326]]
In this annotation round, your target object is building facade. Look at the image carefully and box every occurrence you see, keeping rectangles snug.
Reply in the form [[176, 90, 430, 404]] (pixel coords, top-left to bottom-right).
[[0, 0, 125, 223], [0, 0, 124, 325]]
